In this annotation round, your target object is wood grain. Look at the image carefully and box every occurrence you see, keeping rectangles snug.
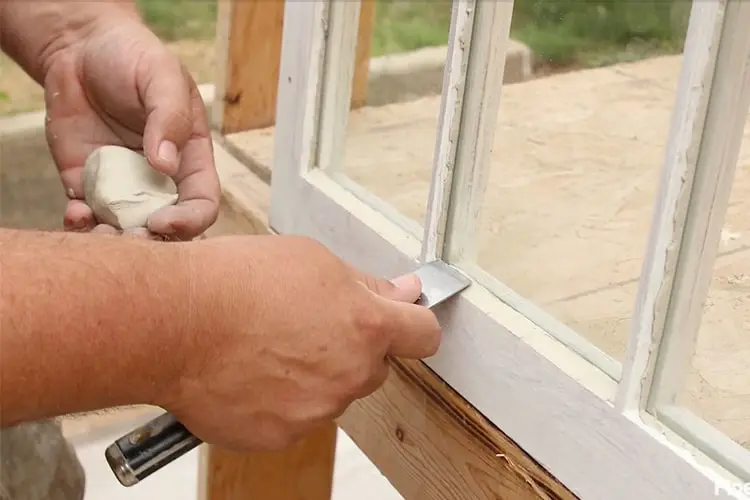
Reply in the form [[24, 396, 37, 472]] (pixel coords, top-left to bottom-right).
[[339, 359, 576, 500], [217, 0, 285, 133], [352, 0, 375, 109], [202, 423, 337, 500], [215, 0, 374, 134], [201, 137, 337, 500]]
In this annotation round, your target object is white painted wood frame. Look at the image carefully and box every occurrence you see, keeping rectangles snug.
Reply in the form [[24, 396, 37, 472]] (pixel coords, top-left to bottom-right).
[[269, 0, 750, 499]]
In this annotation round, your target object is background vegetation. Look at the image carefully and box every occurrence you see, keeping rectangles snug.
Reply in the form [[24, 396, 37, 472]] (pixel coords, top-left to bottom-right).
[[0, 0, 692, 115], [137, 0, 691, 67]]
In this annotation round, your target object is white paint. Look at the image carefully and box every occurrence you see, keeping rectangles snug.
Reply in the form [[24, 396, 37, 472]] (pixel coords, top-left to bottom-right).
[[316, 0, 360, 174], [271, 0, 750, 498], [422, 0, 622, 381], [269, 0, 328, 234], [616, 0, 726, 413], [82, 146, 177, 230], [618, 0, 750, 480], [467, 263, 622, 381], [420, 0, 477, 262], [660, 405, 750, 480], [649, 0, 750, 410], [278, 171, 746, 500], [437, 0, 513, 266]]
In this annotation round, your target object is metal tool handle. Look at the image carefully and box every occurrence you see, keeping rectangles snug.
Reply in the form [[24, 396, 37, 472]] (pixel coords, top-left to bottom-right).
[[105, 412, 202, 486]]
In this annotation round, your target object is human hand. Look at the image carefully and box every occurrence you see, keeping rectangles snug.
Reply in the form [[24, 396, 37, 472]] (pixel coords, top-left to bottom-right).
[[157, 235, 441, 451], [42, 15, 220, 240]]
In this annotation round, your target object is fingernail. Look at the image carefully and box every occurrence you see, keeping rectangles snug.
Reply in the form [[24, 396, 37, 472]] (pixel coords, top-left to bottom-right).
[[157, 140, 178, 165], [65, 219, 88, 231], [391, 274, 420, 289]]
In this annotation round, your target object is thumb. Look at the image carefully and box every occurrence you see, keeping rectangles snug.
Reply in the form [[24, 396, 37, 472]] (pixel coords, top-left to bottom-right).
[[388, 273, 423, 303], [139, 54, 193, 177], [354, 270, 422, 303]]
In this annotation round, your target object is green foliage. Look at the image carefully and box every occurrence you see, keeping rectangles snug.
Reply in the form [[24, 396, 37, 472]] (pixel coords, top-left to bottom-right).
[[371, 0, 453, 57], [512, 0, 690, 66], [134, 0, 691, 68], [136, 0, 217, 41]]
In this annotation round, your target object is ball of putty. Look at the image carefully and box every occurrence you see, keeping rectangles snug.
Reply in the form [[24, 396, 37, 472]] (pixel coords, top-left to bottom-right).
[[82, 146, 178, 230]]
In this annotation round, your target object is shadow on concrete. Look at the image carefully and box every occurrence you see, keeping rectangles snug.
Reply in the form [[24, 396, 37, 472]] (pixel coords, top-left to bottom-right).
[[1, 128, 68, 230]]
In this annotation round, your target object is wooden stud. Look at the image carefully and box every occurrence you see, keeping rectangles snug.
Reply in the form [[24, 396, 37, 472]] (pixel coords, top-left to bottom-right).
[[352, 0, 375, 109], [199, 140, 338, 500], [214, 0, 374, 134], [200, 424, 337, 500]]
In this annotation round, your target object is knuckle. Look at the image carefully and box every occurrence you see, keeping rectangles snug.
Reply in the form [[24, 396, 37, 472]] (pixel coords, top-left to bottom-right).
[[351, 302, 387, 339]]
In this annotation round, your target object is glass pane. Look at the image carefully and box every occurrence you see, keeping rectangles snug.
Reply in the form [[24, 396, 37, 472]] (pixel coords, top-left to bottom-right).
[[337, 0, 454, 236], [469, 1, 692, 371], [675, 152, 750, 453]]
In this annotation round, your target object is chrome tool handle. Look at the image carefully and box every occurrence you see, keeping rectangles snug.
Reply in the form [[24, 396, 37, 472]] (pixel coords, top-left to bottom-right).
[[105, 412, 202, 486]]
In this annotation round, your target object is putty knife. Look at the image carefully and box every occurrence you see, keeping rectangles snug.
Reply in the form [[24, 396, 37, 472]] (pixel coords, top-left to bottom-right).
[[105, 260, 471, 486]]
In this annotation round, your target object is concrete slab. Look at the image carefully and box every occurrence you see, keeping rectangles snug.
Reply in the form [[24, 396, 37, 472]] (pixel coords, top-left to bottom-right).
[[366, 40, 533, 107]]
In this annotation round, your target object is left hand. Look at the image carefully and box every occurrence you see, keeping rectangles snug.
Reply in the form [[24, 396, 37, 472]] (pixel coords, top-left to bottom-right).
[[42, 17, 220, 240]]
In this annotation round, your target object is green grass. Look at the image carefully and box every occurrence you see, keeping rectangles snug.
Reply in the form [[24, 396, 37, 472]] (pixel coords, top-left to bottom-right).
[[512, 0, 690, 67], [136, 0, 217, 40], [136, 0, 691, 69], [371, 0, 453, 57]]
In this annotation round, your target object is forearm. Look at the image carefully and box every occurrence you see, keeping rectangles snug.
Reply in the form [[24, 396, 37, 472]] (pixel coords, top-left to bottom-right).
[[0, 229, 193, 427], [0, 0, 141, 83]]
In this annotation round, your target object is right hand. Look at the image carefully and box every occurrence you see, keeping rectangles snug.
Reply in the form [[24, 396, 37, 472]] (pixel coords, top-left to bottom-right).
[[158, 235, 441, 451]]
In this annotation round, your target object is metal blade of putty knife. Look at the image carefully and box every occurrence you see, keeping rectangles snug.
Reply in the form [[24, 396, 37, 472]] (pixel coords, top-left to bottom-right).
[[414, 260, 471, 308], [105, 260, 471, 487]]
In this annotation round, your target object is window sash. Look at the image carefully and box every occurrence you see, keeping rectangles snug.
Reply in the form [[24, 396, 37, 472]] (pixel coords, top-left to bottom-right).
[[617, 0, 750, 480], [268, 0, 750, 496]]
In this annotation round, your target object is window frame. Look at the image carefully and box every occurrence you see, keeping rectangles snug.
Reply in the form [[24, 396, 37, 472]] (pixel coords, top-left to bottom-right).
[[269, 0, 750, 498]]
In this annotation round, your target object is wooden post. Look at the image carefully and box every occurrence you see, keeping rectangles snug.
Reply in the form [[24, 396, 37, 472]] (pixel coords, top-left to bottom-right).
[[213, 0, 376, 134], [200, 423, 337, 500], [199, 150, 339, 500], [352, 0, 375, 109]]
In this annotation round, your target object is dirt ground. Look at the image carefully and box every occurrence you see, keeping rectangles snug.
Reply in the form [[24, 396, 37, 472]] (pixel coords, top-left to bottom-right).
[[227, 53, 749, 452]]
